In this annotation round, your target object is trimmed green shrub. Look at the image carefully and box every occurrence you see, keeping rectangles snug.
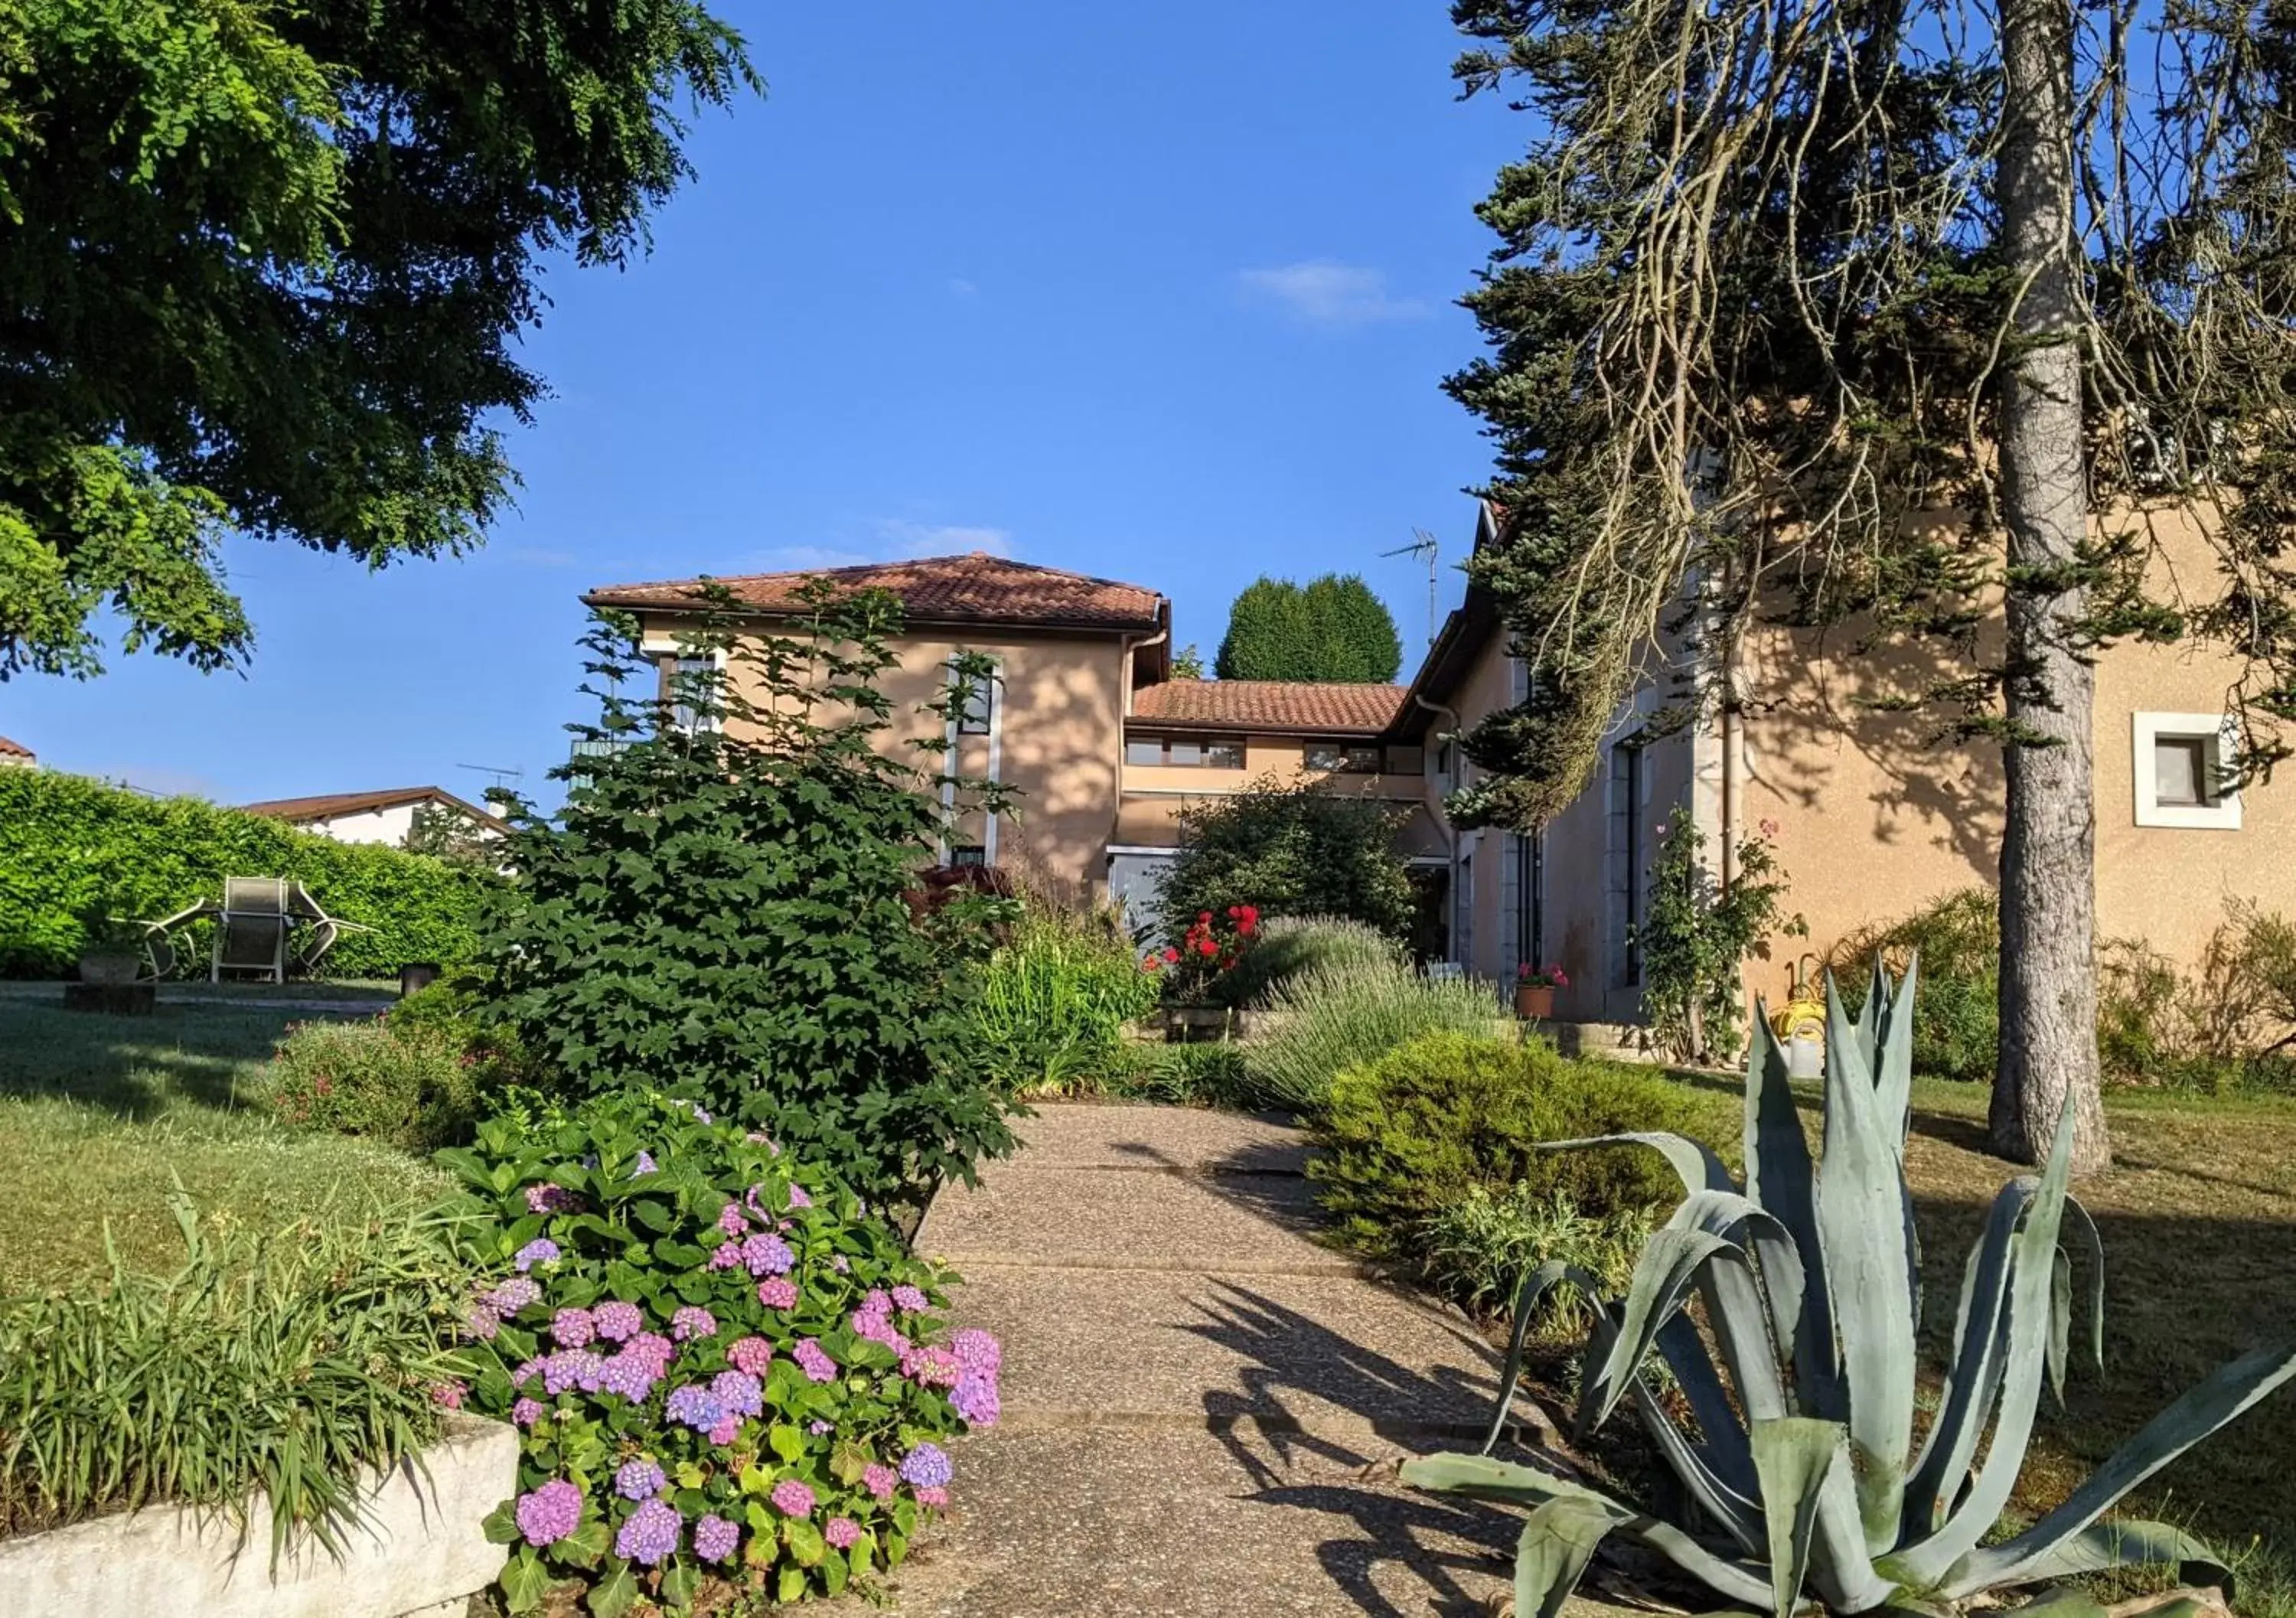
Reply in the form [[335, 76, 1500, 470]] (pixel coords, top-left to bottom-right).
[[440, 1092, 997, 1610], [2099, 901, 2296, 1094], [1104, 1039, 1252, 1107], [259, 1016, 489, 1151], [1213, 573, 1402, 683], [1829, 888, 1999, 1082], [1244, 960, 1502, 1115], [966, 907, 1159, 1096], [1157, 779, 1417, 946], [0, 1197, 468, 1558], [1308, 1031, 1724, 1258], [480, 585, 1016, 1214], [1420, 1186, 1652, 1332], [0, 768, 493, 978], [1206, 914, 1403, 1010]]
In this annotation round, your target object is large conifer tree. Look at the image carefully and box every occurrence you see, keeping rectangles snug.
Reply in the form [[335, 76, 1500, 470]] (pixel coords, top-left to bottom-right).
[[1444, 0, 2296, 1169]]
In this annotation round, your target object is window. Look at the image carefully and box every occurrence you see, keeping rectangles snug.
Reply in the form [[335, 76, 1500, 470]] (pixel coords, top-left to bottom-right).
[[664, 654, 719, 734], [1435, 740, 1454, 780], [1126, 736, 1243, 768], [2133, 713, 2242, 830], [1609, 740, 1645, 987], [948, 844, 987, 868], [1308, 744, 1384, 774], [954, 667, 993, 736]]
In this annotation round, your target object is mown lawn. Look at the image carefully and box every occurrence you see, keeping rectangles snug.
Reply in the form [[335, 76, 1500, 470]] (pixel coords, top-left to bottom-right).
[[0, 997, 446, 1293]]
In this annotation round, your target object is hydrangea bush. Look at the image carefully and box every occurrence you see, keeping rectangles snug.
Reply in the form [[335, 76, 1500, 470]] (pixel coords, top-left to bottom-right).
[[438, 1095, 1000, 1613]]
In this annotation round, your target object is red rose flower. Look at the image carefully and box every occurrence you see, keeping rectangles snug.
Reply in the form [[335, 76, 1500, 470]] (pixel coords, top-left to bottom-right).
[[1163, 947, 1181, 964]]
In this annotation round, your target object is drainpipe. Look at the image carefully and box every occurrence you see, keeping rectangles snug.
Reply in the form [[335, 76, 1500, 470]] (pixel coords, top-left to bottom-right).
[[1121, 626, 1169, 718]]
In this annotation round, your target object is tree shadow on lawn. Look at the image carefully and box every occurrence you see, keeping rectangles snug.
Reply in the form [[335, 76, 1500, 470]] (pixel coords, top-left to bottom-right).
[[0, 1000, 302, 1120]]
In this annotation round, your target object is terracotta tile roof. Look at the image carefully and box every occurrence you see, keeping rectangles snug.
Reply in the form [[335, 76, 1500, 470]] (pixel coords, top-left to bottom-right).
[[0, 735, 30, 758], [583, 553, 1166, 631], [1129, 679, 1409, 736], [242, 785, 508, 833]]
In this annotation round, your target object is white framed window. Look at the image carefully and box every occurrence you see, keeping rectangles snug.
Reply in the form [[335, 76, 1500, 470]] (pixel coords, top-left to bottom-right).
[[661, 651, 723, 734], [2131, 712, 2242, 830], [954, 666, 994, 735]]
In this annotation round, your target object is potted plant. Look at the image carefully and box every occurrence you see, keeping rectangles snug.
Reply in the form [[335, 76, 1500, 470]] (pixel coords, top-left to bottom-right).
[[1513, 962, 1567, 1020], [76, 909, 146, 985]]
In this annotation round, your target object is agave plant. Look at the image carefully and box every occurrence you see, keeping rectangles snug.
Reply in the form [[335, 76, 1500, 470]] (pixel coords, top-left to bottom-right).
[[1402, 963, 2295, 1618]]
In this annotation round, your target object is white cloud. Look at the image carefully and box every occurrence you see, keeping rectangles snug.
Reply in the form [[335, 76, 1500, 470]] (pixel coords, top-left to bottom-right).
[[1238, 260, 1430, 328], [948, 277, 978, 298]]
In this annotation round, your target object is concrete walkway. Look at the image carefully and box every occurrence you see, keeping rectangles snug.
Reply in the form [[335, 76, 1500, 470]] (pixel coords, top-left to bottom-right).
[[894, 1104, 1536, 1617]]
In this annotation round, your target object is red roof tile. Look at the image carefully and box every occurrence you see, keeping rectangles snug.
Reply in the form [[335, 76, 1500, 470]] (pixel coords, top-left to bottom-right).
[[242, 786, 508, 833], [0, 735, 30, 758], [1130, 680, 1408, 736], [584, 553, 1165, 631]]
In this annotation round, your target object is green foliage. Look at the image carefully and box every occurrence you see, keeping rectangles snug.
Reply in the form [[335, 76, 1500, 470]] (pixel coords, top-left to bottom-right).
[[479, 583, 1016, 1213], [440, 1092, 990, 1611], [1158, 779, 1417, 944], [1204, 914, 1405, 1011], [258, 1014, 510, 1152], [1309, 1030, 1717, 1258], [1402, 967, 2296, 1615], [1245, 961, 1505, 1115], [1636, 807, 1802, 1065], [1213, 574, 1403, 683], [0, 1195, 468, 1561], [1831, 889, 2001, 1083], [0, 767, 494, 978], [404, 804, 504, 869], [965, 906, 1160, 1096], [0, 0, 758, 677], [1169, 643, 1207, 680], [1420, 1186, 1652, 1333], [2099, 902, 2296, 1094], [1102, 1040, 1253, 1107]]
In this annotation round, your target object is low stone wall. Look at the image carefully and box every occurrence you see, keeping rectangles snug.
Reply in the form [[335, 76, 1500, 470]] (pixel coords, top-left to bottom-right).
[[0, 1416, 517, 1618]]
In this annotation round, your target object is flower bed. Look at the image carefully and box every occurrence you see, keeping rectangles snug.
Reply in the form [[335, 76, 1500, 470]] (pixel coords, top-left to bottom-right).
[[438, 1096, 1000, 1613]]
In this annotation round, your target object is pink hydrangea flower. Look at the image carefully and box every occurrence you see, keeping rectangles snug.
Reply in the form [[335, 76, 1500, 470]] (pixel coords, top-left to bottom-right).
[[526, 1183, 580, 1215], [592, 1301, 644, 1342], [671, 1306, 717, 1342], [824, 1516, 862, 1550], [726, 1336, 775, 1375], [901, 1344, 960, 1387], [786, 1184, 813, 1210], [514, 1480, 582, 1547], [511, 1398, 546, 1429], [755, 1276, 798, 1310], [707, 1241, 745, 1271], [770, 1479, 816, 1519], [716, 1203, 749, 1236], [431, 1380, 465, 1409], [890, 1284, 930, 1313], [793, 1338, 837, 1382], [706, 1418, 740, 1446], [862, 1463, 898, 1502], [551, 1308, 595, 1348], [953, 1328, 1003, 1375], [915, 1485, 949, 1508]]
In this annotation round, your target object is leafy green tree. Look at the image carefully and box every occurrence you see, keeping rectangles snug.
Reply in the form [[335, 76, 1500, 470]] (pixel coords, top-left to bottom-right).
[[1215, 575, 1403, 683], [1158, 778, 1417, 943], [478, 582, 1018, 1213], [0, 0, 758, 679], [1634, 807, 1803, 1065], [1442, 0, 2296, 1169]]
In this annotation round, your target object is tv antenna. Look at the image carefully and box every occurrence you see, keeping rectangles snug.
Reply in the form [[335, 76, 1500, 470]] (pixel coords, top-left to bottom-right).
[[1381, 530, 1441, 651], [457, 762, 524, 802]]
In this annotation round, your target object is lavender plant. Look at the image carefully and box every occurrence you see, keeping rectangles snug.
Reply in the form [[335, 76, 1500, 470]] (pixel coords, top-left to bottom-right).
[[439, 1094, 1000, 1613]]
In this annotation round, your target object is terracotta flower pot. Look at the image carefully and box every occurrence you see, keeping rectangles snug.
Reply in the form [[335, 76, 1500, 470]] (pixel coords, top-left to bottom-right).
[[1514, 984, 1554, 1020]]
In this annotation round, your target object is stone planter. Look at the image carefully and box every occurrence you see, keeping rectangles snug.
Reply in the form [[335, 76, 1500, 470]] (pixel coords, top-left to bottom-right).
[[1513, 984, 1554, 1020], [77, 949, 141, 986], [0, 1416, 518, 1618]]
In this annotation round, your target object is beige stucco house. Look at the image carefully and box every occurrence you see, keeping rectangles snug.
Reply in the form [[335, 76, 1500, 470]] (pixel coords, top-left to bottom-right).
[[243, 785, 509, 849]]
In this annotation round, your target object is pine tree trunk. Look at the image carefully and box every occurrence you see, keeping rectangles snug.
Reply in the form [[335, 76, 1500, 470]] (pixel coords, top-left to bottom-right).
[[1990, 0, 2111, 1173]]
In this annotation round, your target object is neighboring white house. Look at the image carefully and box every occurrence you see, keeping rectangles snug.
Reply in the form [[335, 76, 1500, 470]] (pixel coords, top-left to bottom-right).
[[0, 735, 34, 768], [241, 785, 507, 849]]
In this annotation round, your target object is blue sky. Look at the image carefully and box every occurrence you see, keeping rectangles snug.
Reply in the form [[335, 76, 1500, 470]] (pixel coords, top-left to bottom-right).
[[7, 2, 1521, 807]]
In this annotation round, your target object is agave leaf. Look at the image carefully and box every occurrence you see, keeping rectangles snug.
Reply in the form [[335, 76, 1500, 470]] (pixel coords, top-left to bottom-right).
[[1397, 1453, 1775, 1609], [1656, 1311, 1757, 1494], [1946, 1518, 2228, 1598], [1540, 1131, 1733, 1200], [2046, 1248, 2073, 1409], [1905, 1176, 2037, 1535], [1752, 1417, 1845, 1618], [1939, 1339, 2296, 1598], [1879, 958, 1923, 1338], [2059, 1192, 2106, 1377], [1514, 1496, 1615, 1618], [1480, 1261, 1613, 1457], [1580, 1227, 1738, 1434], [1896, 1099, 2082, 1585], [1817, 971, 1919, 1549], [1743, 1010, 1841, 1417], [1668, 1192, 1794, 1430], [1581, 1310, 1763, 1553]]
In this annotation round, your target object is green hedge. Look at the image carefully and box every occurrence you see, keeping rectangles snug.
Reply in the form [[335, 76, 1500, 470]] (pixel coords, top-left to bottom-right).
[[0, 769, 494, 978]]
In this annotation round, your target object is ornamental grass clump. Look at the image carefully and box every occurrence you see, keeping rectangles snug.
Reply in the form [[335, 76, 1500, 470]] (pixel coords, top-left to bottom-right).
[[441, 1094, 1001, 1614], [1403, 964, 2296, 1618]]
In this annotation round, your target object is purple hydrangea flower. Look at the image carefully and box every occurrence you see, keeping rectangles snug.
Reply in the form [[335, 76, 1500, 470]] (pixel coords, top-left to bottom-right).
[[615, 1459, 667, 1501], [726, 1336, 774, 1375], [693, 1512, 739, 1562], [514, 1480, 582, 1547], [953, 1371, 1002, 1427], [513, 1238, 560, 1273], [832, 1254, 851, 1274], [631, 1150, 658, 1177], [890, 1284, 930, 1313], [462, 1303, 500, 1342], [755, 1277, 797, 1310], [953, 1328, 1003, 1375], [511, 1398, 546, 1429], [487, 1276, 541, 1316], [793, 1338, 837, 1383], [509, 1358, 539, 1388], [770, 1479, 816, 1519], [716, 1203, 749, 1237], [664, 1384, 726, 1432], [670, 1306, 717, 1342], [825, 1516, 862, 1550], [592, 1301, 643, 1342], [901, 1443, 954, 1489], [551, 1307, 595, 1348], [526, 1183, 580, 1215], [615, 1497, 681, 1566], [740, 1233, 794, 1277], [707, 1242, 745, 1271], [863, 1463, 898, 1501], [786, 1183, 813, 1209], [599, 1350, 663, 1403], [710, 1369, 764, 1418], [807, 1418, 833, 1436]]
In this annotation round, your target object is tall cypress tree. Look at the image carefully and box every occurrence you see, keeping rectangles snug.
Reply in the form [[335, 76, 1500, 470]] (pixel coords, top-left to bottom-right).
[[1444, 0, 2296, 1170], [1215, 574, 1403, 683]]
